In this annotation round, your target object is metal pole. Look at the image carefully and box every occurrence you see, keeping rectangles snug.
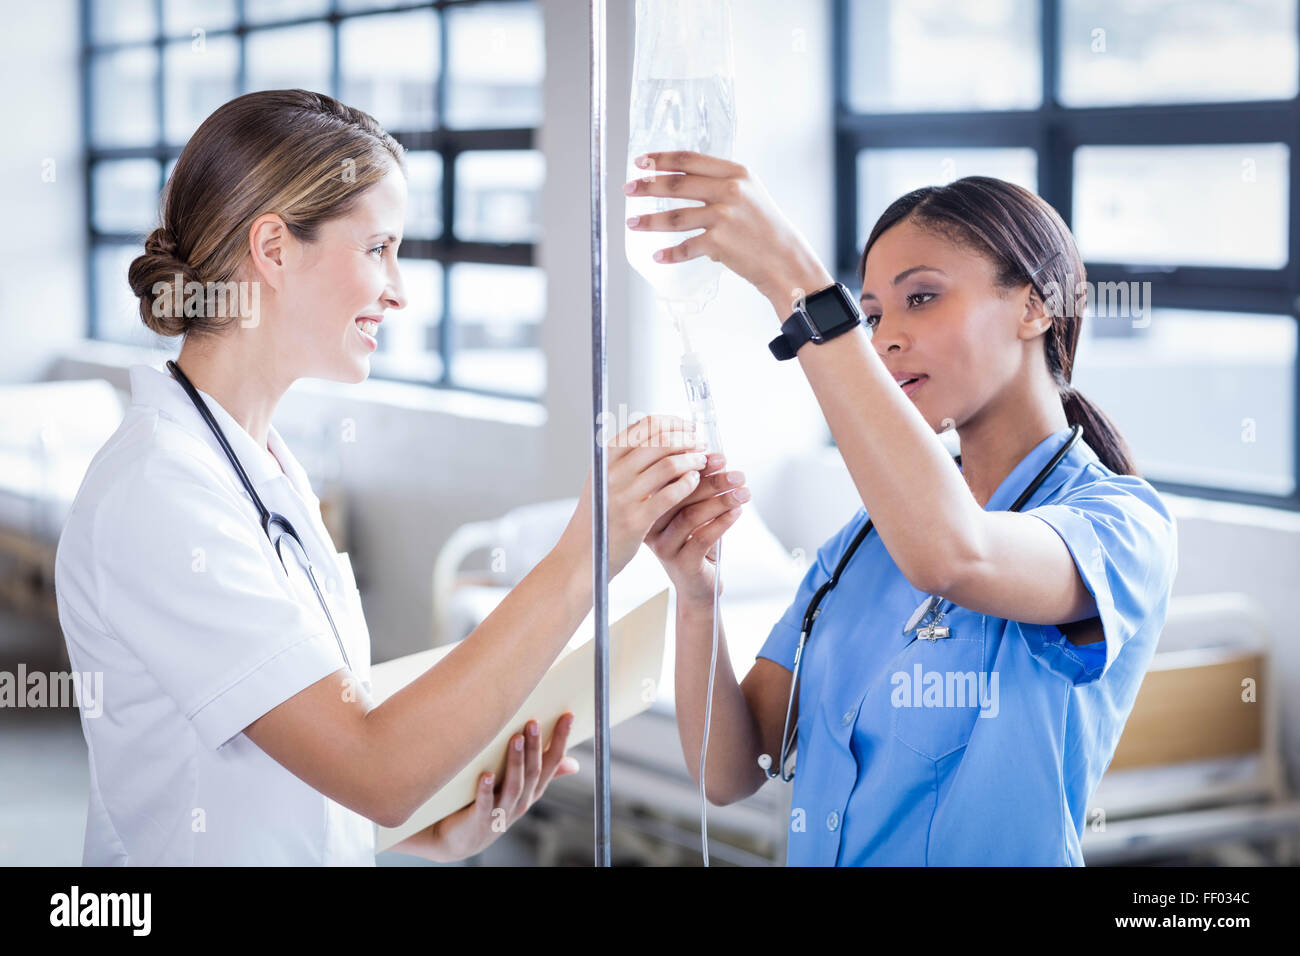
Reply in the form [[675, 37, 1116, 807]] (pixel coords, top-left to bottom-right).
[[588, 0, 612, 868]]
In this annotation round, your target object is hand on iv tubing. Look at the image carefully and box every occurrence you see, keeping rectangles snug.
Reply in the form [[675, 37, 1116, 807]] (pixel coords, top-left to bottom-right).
[[563, 414, 713, 578], [391, 712, 579, 863], [625, 150, 835, 321], [645, 451, 749, 607]]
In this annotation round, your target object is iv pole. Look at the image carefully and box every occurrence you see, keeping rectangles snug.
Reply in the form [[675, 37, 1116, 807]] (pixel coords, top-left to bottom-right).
[[588, 0, 612, 868]]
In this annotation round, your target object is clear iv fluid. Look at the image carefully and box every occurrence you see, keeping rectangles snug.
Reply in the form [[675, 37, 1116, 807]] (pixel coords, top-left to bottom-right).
[[625, 76, 736, 311]]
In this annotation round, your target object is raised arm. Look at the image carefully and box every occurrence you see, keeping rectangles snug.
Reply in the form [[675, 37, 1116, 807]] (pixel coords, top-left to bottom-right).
[[625, 151, 1099, 631]]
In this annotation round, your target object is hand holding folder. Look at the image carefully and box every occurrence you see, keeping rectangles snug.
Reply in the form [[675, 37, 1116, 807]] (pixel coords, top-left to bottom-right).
[[369, 588, 670, 852]]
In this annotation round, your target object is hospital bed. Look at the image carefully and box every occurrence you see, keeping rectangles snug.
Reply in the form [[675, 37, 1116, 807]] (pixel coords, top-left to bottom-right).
[[1081, 591, 1300, 865]]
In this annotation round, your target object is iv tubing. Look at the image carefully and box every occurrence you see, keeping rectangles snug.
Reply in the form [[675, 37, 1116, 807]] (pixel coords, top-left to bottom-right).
[[668, 300, 722, 867]]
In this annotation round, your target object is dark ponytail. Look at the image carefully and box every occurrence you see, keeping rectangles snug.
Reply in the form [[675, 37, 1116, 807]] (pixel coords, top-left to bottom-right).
[[858, 177, 1138, 477]]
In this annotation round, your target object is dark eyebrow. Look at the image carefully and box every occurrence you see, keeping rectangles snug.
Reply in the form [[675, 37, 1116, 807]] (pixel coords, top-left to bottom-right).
[[860, 265, 948, 303]]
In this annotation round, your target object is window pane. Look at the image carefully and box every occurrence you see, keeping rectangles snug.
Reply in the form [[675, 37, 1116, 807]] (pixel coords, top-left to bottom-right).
[[846, 0, 1041, 112], [1072, 309, 1295, 495], [244, 0, 331, 26], [1060, 0, 1299, 107], [163, 0, 237, 36], [454, 151, 544, 243], [91, 48, 159, 147], [340, 10, 439, 130], [94, 244, 161, 349], [449, 264, 545, 396], [93, 160, 161, 234], [403, 151, 443, 239], [856, 147, 1038, 251], [90, 0, 157, 44], [164, 34, 239, 145], [370, 259, 444, 382], [245, 23, 332, 95], [338, 0, 404, 11], [1073, 144, 1289, 269], [446, 2, 544, 128]]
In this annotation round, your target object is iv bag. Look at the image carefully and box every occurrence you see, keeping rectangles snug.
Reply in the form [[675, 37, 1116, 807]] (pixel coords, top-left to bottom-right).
[[625, 0, 736, 315]]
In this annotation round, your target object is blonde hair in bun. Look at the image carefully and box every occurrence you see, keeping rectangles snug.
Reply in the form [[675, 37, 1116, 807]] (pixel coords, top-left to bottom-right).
[[126, 88, 405, 339]]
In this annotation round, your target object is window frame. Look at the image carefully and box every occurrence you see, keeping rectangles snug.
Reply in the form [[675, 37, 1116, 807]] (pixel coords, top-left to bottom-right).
[[81, 0, 544, 403], [833, 0, 1300, 510]]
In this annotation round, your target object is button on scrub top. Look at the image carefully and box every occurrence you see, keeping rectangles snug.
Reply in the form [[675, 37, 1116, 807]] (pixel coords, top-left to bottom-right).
[[757, 426, 1178, 866], [54, 363, 375, 865]]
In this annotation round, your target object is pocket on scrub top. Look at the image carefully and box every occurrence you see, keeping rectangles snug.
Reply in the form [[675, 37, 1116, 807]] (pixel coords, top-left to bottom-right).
[[888, 630, 987, 762]]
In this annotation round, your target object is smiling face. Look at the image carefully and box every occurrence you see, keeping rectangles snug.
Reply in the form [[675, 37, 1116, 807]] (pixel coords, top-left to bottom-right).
[[859, 215, 1047, 433], [271, 163, 409, 384]]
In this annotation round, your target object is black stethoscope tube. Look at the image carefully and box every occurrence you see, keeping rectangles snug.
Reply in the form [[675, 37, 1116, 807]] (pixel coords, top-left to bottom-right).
[[165, 360, 351, 671]]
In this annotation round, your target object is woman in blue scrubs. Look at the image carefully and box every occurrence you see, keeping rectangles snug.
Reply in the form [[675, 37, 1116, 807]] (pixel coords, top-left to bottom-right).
[[633, 155, 1179, 865]]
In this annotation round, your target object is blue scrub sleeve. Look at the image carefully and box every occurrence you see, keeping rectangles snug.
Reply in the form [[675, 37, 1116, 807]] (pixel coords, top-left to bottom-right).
[[756, 508, 871, 672], [1022, 474, 1178, 684]]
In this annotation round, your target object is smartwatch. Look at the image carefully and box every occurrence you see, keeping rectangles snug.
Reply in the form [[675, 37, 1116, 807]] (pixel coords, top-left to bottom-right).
[[768, 281, 863, 361]]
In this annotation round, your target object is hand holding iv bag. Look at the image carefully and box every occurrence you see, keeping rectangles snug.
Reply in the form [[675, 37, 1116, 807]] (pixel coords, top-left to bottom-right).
[[624, 0, 736, 315]]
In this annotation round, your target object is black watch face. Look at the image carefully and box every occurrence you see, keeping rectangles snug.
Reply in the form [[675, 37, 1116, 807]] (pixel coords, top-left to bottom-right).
[[806, 283, 858, 335]]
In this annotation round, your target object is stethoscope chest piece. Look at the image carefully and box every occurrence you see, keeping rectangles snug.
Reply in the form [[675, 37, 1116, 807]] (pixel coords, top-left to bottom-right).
[[903, 594, 943, 636], [903, 593, 953, 640]]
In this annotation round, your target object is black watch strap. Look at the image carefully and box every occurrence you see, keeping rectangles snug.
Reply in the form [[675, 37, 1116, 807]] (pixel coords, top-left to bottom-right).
[[769, 282, 863, 361]]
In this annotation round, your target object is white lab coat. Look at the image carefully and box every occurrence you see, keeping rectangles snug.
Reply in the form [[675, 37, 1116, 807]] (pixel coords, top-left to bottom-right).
[[54, 363, 376, 865]]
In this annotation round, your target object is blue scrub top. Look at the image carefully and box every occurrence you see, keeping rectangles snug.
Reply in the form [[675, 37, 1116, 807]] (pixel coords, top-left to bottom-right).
[[757, 426, 1178, 866]]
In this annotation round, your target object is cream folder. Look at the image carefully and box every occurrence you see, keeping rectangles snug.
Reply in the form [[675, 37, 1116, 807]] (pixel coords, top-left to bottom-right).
[[370, 588, 670, 852]]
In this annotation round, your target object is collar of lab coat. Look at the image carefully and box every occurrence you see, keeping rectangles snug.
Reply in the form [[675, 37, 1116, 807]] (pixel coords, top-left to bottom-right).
[[127, 362, 318, 508]]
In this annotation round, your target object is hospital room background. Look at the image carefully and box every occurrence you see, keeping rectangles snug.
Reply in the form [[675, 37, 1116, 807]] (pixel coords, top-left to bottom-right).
[[1, 0, 1298, 866]]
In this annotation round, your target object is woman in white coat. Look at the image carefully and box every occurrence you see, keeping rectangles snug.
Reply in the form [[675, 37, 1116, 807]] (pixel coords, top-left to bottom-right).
[[53, 89, 730, 865]]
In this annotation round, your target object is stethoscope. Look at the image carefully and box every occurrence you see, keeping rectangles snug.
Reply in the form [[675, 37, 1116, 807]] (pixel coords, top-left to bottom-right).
[[165, 360, 352, 672], [758, 424, 1084, 782]]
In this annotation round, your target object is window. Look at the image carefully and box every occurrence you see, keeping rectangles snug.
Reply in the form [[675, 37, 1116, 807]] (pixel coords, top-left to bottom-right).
[[83, 0, 546, 401], [835, 0, 1300, 509]]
